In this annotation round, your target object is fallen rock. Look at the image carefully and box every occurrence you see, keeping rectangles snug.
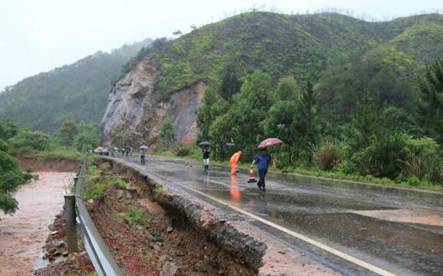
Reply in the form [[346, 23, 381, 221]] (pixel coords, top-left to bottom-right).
[[162, 261, 179, 276], [194, 260, 207, 272], [166, 226, 174, 233], [53, 240, 66, 248]]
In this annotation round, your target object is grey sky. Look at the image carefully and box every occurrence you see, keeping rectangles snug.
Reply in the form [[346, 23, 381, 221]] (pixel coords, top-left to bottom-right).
[[0, 0, 442, 91]]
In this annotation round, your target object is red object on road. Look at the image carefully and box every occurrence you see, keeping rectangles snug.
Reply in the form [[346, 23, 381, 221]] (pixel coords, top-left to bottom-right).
[[257, 138, 283, 148], [248, 169, 257, 183]]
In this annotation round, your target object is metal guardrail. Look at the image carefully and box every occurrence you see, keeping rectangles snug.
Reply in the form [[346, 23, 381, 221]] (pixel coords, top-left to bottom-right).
[[74, 156, 122, 276]]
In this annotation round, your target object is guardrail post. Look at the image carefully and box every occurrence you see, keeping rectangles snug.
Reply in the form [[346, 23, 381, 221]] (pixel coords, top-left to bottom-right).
[[64, 194, 78, 253]]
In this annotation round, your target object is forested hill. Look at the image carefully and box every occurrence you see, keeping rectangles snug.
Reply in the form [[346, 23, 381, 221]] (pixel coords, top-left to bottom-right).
[[136, 12, 443, 102], [0, 39, 151, 132]]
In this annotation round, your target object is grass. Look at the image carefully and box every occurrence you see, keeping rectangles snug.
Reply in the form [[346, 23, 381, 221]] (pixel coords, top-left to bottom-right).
[[84, 163, 129, 201], [16, 146, 84, 162], [125, 206, 149, 226], [84, 161, 149, 226]]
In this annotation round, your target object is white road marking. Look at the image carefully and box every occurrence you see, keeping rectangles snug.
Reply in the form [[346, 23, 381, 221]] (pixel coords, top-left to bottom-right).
[[151, 170, 397, 276], [125, 158, 398, 275]]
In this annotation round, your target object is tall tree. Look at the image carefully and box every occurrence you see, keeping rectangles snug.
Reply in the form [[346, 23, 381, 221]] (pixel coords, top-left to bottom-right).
[[160, 118, 176, 150], [263, 77, 300, 164], [219, 63, 242, 101], [417, 58, 443, 144], [294, 81, 318, 163], [228, 71, 274, 158], [59, 118, 78, 146]]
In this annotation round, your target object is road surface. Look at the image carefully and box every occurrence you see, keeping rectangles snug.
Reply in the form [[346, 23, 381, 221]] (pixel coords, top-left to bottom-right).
[[118, 155, 443, 275]]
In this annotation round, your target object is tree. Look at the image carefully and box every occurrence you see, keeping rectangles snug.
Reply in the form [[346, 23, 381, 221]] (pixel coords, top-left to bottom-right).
[[294, 81, 318, 163], [417, 58, 443, 144], [219, 63, 242, 100], [160, 119, 176, 150], [74, 123, 100, 151], [228, 71, 274, 158], [197, 87, 227, 139], [10, 129, 50, 152], [0, 149, 25, 214], [263, 77, 300, 164], [59, 118, 78, 146]]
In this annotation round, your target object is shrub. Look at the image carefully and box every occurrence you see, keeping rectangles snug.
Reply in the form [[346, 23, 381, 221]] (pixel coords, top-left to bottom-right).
[[315, 141, 342, 171], [9, 130, 50, 153], [0, 151, 25, 214], [402, 135, 442, 182], [174, 144, 191, 156], [84, 181, 108, 201], [352, 133, 409, 179], [125, 206, 148, 226]]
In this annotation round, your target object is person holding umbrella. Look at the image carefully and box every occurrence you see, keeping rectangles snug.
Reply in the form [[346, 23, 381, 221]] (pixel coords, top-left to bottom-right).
[[251, 138, 282, 191], [140, 144, 148, 165], [199, 141, 211, 172]]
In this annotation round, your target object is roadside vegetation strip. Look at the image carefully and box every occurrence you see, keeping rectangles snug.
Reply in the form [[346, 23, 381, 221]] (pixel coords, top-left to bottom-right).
[[165, 180, 398, 276], [75, 158, 122, 276]]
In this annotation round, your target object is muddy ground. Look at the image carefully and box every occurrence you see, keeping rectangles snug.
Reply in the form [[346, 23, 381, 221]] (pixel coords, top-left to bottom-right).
[[33, 212, 94, 276], [88, 164, 256, 276], [0, 172, 73, 276]]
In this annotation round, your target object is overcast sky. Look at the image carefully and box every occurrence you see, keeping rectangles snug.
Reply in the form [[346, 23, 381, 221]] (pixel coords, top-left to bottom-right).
[[0, 0, 442, 91]]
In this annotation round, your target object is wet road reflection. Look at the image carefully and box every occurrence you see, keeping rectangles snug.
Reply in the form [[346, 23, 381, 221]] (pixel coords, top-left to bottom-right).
[[229, 174, 241, 206], [123, 156, 443, 275]]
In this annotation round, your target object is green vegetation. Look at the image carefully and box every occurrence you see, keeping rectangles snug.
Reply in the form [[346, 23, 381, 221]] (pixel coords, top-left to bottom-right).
[[159, 118, 176, 150], [125, 12, 443, 189], [84, 162, 129, 201], [85, 162, 148, 226], [0, 120, 29, 214], [124, 206, 149, 226], [7, 118, 97, 162], [0, 40, 151, 132]]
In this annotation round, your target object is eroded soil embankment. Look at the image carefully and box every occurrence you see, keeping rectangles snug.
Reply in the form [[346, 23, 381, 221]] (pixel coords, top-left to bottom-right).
[[18, 158, 78, 172], [89, 159, 265, 275]]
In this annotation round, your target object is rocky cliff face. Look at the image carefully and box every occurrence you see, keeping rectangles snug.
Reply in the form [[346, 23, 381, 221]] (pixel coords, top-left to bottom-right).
[[101, 57, 205, 147]]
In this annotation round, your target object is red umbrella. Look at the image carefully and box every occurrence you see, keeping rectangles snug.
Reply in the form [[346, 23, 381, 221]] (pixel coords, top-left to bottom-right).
[[257, 138, 283, 148]]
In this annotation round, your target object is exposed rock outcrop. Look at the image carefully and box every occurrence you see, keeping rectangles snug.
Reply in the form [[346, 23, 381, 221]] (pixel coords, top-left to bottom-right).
[[101, 57, 205, 147]]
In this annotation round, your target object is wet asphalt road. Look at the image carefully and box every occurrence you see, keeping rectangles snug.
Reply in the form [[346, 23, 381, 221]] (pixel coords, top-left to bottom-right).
[[120, 156, 443, 275]]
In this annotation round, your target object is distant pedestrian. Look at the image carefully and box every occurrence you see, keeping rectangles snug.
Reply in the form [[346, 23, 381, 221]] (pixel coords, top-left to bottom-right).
[[202, 148, 210, 172], [251, 148, 272, 191], [140, 144, 148, 165]]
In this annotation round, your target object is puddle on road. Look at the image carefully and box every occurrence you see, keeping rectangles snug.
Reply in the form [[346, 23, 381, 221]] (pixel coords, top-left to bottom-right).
[[0, 172, 74, 276], [352, 209, 443, 227]]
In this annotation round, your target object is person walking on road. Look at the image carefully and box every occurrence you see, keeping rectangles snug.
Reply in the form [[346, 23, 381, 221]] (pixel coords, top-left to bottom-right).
[[202, 148, 210, 172], [251, 148, 272, 191], [140, 144, 148, 165], [230, 150, 242, 175]]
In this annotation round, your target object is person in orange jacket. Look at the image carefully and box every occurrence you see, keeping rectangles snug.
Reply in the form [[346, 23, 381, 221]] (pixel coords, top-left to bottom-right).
[[230, 150, 242, 175]]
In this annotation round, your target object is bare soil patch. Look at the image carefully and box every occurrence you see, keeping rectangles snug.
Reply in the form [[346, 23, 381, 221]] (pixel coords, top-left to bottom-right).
[[18, 158, 78, 172], [89, 184, 255, 275]]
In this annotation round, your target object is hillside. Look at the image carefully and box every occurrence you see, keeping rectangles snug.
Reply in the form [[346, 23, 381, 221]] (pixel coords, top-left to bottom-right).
[[101, 12, 443, 146], [0, 39, 151, 132]]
